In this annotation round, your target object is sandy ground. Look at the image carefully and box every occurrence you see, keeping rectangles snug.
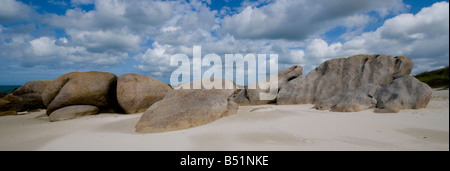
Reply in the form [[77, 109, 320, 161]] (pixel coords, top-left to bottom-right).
[[0, 90, 448, 151]]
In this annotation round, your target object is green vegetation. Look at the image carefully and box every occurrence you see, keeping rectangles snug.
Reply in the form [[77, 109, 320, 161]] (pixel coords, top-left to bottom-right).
[[414, 66, 449, 89]]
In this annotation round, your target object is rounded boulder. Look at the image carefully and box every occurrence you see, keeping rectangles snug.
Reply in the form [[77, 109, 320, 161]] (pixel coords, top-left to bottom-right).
[[42, 71, 120, 115], [117, 74, 172, 114]]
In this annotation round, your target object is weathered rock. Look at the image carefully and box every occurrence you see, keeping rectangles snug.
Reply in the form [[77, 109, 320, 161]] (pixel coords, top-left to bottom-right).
[[314, 84, 380, 112], [0, 99, 8, 106], [375, 76, 432, 113], [0, 93, 45, 112], [0, 94, 10, 110], [234, 65, 303, 105], [0, 94, 20, 112], [13, 81, 51, 96], [42, 71, 121, 115], [117, 74, 172, 114], [0, 111, 16, 117], [49, 105, 99, 122], [0, 92, 8, 98], [278, 55, 413, 105], [0, 81, 51, 113], [135, 79, 237, 133]]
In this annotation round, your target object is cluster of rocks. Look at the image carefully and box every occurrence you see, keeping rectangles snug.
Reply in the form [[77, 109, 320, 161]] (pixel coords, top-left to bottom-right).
[[41, 72, 172, 121], [233, 65, 303, 105], [0, 54, 433, 133], [234, 54, 431, 113], [275, 55, 431, 113], [0, 81, 51, 116], [0, 72, 172, 118], [230, 54, 429, 113]]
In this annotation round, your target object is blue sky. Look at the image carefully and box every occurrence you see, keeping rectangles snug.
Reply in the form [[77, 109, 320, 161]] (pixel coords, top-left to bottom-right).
[[0, 0, 449, 85]]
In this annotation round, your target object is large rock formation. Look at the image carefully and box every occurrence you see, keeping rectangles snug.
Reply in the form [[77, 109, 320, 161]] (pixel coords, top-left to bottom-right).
[[0, 81, 51, 113], [375, 76, 432, 113], [13, 81, 51, 96], [277, 55, 413, 105], [0, 94, 28, 113], [135, 79, 237, 133], [42, 71, 121, 115], [314, 84, 380, 112], [234, 65, 303, 105], [49, 105, 99, 122], [117, 74, 172, 114]]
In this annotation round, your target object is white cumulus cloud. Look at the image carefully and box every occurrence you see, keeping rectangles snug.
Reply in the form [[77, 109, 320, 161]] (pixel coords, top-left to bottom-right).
[[0, 0, 448, 84], [300, 1, 449, 74], [0, 0, 32, 23], [221, 0, 406, 40]]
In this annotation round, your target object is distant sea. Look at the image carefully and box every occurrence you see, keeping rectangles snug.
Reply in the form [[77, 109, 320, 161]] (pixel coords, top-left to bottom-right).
[[0, 85, 21, 93]]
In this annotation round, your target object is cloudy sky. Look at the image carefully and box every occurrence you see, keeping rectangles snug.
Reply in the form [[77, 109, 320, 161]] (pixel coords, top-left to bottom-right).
[[0, 0, 448, 85]]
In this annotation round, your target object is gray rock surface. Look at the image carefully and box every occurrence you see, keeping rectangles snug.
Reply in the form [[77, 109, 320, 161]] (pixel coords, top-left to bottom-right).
[[42, 71, 120, 115], [234, 65, 303, 105], [314, 84, 380, 112], [173, 78, 237, 90], [278, 55, 413, 105], [135, 79, 237, 133], [375, 76, 432, 113], [49, 105, 99, 122], [117, 74, 172, 114]]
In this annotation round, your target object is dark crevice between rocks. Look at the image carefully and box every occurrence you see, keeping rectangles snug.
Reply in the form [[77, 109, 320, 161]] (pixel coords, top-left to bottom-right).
[[287, 76, 297, 82], [243, 88, 251, 102], [394, 57, 403, 76], [321, 61, 329, 76], [45, 77, 71, 115], [361, 57, 369, 72], [103, 77, 125, 114], [267, 98, 277, 105]]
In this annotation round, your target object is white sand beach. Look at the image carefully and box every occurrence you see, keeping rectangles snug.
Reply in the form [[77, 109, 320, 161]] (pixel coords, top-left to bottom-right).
[[0, 90, 448, 151]]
